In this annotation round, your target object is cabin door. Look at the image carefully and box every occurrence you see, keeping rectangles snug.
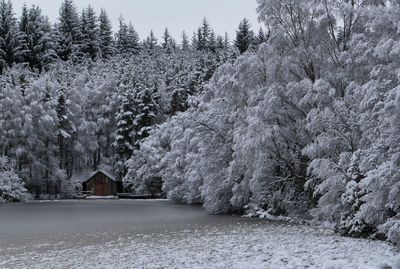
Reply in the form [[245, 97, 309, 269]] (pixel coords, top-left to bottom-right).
[[95, 177, 110, 196]]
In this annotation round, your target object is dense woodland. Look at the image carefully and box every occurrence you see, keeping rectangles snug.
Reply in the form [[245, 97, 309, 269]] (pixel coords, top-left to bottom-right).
[[0, 0, 262, 198], [1, 0, 400, 245]]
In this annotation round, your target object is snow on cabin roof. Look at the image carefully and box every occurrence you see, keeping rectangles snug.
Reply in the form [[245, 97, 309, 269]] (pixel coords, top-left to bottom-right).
[[71, 170, 117, 183], [95, 170, 117, 181]]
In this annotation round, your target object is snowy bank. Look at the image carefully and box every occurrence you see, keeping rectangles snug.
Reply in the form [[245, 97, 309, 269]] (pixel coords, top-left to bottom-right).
[[1, 222, 398, 269]]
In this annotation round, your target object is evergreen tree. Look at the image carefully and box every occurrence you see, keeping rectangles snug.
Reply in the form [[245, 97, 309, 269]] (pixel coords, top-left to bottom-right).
[[223, 32, 230, 50], [133, 85, 158, 146], [81, 6, 99, 60], [56, 0, 82, 60], [20, 4, 29, 33], [200, 17, 211, 50], [191, 18, 215, 51], [18, 4, 29, 62], [216, 35, 224, 50], [162, 28, 176, 53], [209, 30, 217, 52], [117, 17, 140, 54], [255, 27, 268, 45], [234, 18, 254, 54], [116, 16, 128, 53], [126, 22, 140, 54], [98, 9, 113, 58], [162, 28, 172, 49], [192, 28, 202, 50], [181, 31, 189, 51], [19, 5, 53, 71], [113, 89, 136, 180], [56, 89, 75, 177], [144, 30, 157, 50], [0, 0, 24, 73]]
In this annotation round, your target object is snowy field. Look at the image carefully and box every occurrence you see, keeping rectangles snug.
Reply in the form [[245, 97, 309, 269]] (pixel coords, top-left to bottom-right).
[[0, 200, 398, 269]]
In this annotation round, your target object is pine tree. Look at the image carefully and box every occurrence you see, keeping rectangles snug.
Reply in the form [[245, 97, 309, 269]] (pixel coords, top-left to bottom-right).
[[256, 27, 268, 46], [98, 9, 113, 58], [209, 30, 217, 52], [116, 17, 140, 54], [20, 4, 29, 33], [216, 35, 224, 50], [56, 90, 75, 177], [113, 94, 135, 179], [18, 4, 29, 62], [56, 0, 82, 60], [191, 18, 214, 51], [0, 0, 24, 73], [192, 28, 202, 50], [116, 16, 128, 53], [144, 30, 157, 50], [181, 31, 189, 51], [162, 28, 176, 53], [19, 5, 52, 71], [126, 22, 140, 54], [223, 32, 230, 50], [81, 6, 99, 60], [234, 18, 255, 54], [200, 17, 211, 50], [162, 28, 171, 49], [133, 85, 158, 146]]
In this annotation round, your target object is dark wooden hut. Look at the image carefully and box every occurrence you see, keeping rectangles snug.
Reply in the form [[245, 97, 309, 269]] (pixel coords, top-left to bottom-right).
[[82, 170, 122, 196]]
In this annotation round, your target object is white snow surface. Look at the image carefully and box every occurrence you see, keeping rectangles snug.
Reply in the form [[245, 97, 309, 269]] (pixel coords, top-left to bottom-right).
[[1, 222, 398, 269]]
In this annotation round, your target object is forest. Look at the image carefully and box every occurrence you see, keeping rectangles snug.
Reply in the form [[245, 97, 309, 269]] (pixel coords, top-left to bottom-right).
[[0, 0, 400, 246]]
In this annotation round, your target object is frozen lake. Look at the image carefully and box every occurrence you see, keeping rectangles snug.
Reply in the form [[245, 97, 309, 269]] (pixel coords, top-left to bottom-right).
[[0, 200, 398, 268]]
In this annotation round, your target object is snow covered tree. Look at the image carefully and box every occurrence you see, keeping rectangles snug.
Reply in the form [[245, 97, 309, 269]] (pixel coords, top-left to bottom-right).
[[144, 30, 157, 50], [56, 89, 76, 177], [200, 17, 211, 49], [55, 0, 82, 60], [234, 18, 255, 54], [133, 85, 159, 146], [161, 28, 176, 53], [19, 5, 53, 71], [81, 6, 99, 60], [98, 9, 113, 58], [113, 88, 136, 179], [0, 0, 24, 73], [216, 35, 224, 50], [255, 27, 268, 46], [116, 16, 128, 53], [181, 31, 190, 51], [162, 28, 172, 49], [208, 31, 217, 52], [126, 22, 140, 53], [192, 18, 214, 51], [0, 156, 31, 202], [116, 17, 140, 54]]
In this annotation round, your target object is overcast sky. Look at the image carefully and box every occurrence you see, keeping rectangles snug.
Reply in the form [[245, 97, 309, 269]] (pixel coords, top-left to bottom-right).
[[12, 0, 262, 41]]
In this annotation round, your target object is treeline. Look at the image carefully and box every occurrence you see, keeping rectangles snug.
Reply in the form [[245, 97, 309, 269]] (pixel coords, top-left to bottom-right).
[[0, 0, 266, 199], [0, 0, 266, 73], [125, 0, 400, 245]]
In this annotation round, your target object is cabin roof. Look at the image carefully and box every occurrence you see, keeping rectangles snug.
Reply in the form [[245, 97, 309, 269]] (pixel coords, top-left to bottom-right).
[[85, 170, 117, 182], [72, 170, 117, 183]]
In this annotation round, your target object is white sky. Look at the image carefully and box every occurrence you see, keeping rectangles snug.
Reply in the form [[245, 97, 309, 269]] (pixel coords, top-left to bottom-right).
[[12, 0, 262, 41]]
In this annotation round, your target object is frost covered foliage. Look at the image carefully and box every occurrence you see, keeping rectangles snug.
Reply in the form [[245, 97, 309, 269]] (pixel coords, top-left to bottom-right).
[[0, 157, 31, 202], [0, 0, 256, 200], [125, 0, 400, 244], [0, 1, 238, 198], [0, 47, 229, 197]]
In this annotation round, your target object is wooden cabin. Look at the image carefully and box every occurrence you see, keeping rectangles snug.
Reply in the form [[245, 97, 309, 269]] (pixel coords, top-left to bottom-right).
[[82, 170, 122, 196]]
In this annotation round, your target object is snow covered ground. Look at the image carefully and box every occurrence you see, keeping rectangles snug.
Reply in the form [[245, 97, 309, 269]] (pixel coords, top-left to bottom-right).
[[0, 200, 398, 269]]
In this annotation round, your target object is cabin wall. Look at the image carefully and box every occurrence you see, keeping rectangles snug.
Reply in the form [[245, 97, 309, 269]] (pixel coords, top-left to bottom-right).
[[85, 173, 117, 196]]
